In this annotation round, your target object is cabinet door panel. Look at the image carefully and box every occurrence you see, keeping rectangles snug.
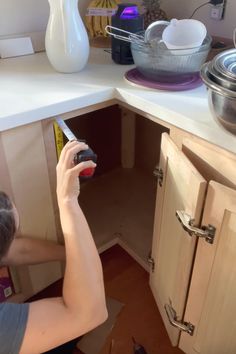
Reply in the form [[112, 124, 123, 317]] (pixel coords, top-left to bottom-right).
[[1, 122, 62, 298], [150, 133, 207, 345], [180, 182, 236, 354]]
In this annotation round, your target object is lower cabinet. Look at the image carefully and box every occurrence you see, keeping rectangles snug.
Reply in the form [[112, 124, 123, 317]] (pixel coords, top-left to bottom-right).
[[1, 104, 236, 353], [150, 133, 236, 354]]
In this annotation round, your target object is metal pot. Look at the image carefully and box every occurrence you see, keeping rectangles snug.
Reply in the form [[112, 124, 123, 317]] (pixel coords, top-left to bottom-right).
[[200, 63, 236, 135], [212, 48, 236, 81], [207, 61, 236, 91]]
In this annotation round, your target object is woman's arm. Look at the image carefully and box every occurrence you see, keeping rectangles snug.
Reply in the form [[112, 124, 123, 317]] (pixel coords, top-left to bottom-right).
[[19, 140, 107, 354], [0, 237, 65, 266]]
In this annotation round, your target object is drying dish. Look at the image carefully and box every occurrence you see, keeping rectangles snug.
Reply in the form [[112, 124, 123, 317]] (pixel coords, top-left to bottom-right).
[[130, 32, 212, 83]]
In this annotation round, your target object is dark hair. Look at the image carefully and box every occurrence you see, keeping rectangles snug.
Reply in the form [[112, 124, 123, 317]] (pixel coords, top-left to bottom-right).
[[0, 191, 16, 260]]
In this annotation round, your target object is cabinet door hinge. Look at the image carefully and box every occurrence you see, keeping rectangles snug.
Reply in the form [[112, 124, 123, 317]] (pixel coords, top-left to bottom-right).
[[147, 253, 155, 272], [176, 210, 216, 244], [165, 303, 195, 336], [153, 166, 163, 187]]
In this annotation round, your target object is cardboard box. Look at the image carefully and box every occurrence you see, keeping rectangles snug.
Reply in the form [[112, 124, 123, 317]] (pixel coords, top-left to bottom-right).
[[0, 267, 14, 302]]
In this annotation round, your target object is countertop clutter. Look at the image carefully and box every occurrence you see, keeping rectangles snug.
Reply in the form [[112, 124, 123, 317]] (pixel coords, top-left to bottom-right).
[[0, 47, 236, 153]]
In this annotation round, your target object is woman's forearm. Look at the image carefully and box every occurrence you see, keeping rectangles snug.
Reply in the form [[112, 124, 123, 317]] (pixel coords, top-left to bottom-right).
[[1, 237, 65, 266], [59, 200, 107, 321]]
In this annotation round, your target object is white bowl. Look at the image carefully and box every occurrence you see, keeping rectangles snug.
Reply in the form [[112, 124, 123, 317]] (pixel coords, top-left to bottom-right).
[[162, 19, 207, 54]]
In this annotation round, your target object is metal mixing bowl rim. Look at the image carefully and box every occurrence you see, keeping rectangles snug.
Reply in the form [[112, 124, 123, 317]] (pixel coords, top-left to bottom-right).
[[209, 61, 236, 84], [207, 61, 236, 91], [200, 62, 236, 98], [212, 48, 236, 80]]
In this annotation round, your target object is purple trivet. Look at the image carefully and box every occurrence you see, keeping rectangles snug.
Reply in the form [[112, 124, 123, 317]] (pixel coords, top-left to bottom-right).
[[125, 68, 203, 91]]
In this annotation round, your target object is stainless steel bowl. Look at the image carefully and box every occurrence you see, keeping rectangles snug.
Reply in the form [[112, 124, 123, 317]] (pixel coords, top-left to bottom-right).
[[130, 33, 212, 83], [207, 61, 236, 91], [201, 63, 236, 135], [212, 48, 236, 81]]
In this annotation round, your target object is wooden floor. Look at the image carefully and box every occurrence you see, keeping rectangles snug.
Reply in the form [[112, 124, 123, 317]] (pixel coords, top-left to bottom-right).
[[29, 245, 183, 354], [99, 245, 183, 354]]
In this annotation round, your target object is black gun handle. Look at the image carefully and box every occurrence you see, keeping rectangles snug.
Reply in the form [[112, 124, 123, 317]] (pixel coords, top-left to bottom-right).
[[74, 147, 97, 178]]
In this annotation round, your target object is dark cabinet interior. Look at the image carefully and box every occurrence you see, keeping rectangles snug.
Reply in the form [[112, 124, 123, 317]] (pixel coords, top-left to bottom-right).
[[66, 106, 169, 265]]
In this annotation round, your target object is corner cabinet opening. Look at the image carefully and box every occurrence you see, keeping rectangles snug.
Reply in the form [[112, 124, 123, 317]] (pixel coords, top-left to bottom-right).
[[65, 105, 169, 268]]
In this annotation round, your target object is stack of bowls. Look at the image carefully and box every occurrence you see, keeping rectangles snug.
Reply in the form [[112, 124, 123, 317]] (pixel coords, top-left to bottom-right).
[[130, 33, 212, 83], [200, 48, 236, 134]]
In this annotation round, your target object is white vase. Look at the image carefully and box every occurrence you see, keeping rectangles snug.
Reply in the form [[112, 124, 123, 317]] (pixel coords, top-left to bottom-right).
[[45, 0, 90, 73]]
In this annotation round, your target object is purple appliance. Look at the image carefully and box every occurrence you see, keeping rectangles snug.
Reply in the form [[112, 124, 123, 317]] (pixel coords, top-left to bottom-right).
[[111, 3, 143, 65]]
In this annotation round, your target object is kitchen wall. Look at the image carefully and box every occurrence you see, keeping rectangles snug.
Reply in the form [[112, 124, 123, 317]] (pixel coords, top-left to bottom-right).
[[0, 0, 235, 51], [0, 0, 92, 35], [162, 0, 236, 39], [0, 0, 49, 36], [0, 0, 89, 51]]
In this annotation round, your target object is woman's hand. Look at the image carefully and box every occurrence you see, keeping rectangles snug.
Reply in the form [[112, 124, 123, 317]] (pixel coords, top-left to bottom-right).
[[56, 140, 96, 205]]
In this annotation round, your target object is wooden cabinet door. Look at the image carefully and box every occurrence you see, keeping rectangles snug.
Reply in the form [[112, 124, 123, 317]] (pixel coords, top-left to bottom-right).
[[179, 181, 236, 354], [0, 122, 62, 300], [150, 133, 207, 345]]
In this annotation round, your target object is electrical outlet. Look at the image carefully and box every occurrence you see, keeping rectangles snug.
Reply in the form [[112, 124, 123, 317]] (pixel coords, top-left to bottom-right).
[[211, 6, 224, 20], [210, 0, 226, 20]]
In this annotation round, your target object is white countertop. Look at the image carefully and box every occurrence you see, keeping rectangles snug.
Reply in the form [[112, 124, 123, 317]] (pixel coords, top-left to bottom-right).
[[0, 47, 235, 153]]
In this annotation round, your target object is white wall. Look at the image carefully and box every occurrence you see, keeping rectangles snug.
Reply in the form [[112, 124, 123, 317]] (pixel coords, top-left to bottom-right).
[[162, 0, 236, 39], [0, 0, 234, 43], [0, 0, 91, 36], [0, 0, 89, 50], [0, 0, 49, 36]]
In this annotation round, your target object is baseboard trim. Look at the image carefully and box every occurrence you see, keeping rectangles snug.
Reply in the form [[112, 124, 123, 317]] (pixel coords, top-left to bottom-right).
[[117, 239, 149, 272], [98, 238, 119, 254], [94, 237, 150, 272]]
